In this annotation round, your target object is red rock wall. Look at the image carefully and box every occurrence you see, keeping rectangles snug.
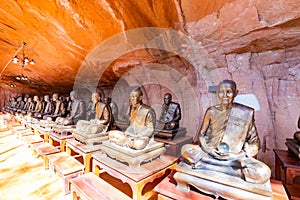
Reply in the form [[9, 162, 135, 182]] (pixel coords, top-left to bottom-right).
[[184, 0, 300, 172]]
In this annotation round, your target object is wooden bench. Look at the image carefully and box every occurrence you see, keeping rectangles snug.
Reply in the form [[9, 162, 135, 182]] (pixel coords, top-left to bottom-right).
[[31, 142, 60, 169], [48, 152, 84, 194], [70, 172, 131, 200]]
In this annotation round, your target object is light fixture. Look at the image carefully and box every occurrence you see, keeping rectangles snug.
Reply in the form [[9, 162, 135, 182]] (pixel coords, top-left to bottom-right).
[[5, 83, 17, 88], [12, 42, 35, 66], [12, 42, 34, 81]]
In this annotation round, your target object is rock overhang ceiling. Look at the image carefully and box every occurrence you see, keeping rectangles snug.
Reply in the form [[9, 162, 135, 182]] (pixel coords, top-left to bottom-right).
[[0, 0, 299, 96], [0, 0, 236, 95]]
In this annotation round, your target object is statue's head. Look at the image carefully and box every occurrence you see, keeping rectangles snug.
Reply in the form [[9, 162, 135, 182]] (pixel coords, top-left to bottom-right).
[[33, 95, 39, 102], [217, 79, 238, 106], [52, 93, 59, 101], [129, 87, 143, 106], [70, 90, 78, 101], [164, 93, 172, 105], [91, 92, 101, 104], [44, 95, 50, 102]]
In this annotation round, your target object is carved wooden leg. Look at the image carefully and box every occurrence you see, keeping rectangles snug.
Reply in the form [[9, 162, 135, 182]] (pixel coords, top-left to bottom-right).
[[72, 191, 79, 200], [61, 140, 66, 152], [84, 154, 92, 174], [49, 137, 53, 145], [130, 182, 144, 200], [44, 156, 49, 169]]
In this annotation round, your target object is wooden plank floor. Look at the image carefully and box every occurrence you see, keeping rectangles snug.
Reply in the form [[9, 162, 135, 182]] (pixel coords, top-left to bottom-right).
[[0, 129, 71, 200]]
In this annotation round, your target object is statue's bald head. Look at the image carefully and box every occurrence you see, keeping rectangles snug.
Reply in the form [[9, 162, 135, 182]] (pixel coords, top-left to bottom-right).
[[129, 87, 143, 106], [91, 92, 101, 104]]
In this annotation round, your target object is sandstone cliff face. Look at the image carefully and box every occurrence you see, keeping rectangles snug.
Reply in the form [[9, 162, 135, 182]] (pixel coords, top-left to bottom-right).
[[0, 0, 299, 172]]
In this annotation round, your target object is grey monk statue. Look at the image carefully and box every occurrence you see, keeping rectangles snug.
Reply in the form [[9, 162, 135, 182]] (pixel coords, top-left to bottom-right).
[[157, 93, 181, 130], [174, 80, 272, 200]]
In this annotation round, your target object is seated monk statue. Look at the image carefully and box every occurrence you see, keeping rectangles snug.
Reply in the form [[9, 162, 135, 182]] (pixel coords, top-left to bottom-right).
[[85, 98, 95, 121], [13, 96, 25, 114], [180, 79, 271, 184], [32, 96, 44, 118], [76, 92, 112, 134], [22, 97, 35, 116], [108, 87, 156, 150], [17, 97, 28, 113], [35, 95, 55, 119], [156, 93, 181, 130], [104, 97, 119, 121], [293, 116, 300, 142], [45, 93, 67, 121], [56, 90, 86, 126]]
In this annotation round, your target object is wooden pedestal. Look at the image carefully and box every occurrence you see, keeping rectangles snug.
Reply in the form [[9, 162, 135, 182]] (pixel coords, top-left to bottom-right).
[[154, 136, 193, 157], [21, 135, 44, 146], [274, 149, 300, 185], [92, 152, 177, 200], [70, 172, 131, 200], [31, 142, 60, 169], [66, 138, 102, 174], [155, 176, 289, 200], [49, 131, 73, 152], [48, 152, 84, 194]]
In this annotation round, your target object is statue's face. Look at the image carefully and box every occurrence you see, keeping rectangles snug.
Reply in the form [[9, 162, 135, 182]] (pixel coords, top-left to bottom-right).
[[129, 90, 142, 106], [70, 92, 76, 101], [91, 93, 100, 104], [217, 83, 236, 106], [164, 94, 172, 105], [33, 96, 38, 101], [52, 94, 58, 101], [44, 96, 49, 102]]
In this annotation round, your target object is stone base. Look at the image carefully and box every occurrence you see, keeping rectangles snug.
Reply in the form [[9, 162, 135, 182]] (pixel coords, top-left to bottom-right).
[[174, 162, 272, 200], [285, 138, 300, 159], [154, 127, 186, 140], [73, 131, 108, 146], [39, 120, 56, 129], [52, 124, 76, 135], [101, 140, 166, 168]]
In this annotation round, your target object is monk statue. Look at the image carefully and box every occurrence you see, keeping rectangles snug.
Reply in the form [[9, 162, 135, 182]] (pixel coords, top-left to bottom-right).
[[175, 80, 271, 200], [22, 97, 35, 115], [157, 93, 181, 130], [35, 95, 55, 119], [293, 116, 300, 142], [56, 90, 86, 126], [44, 93, 67, 121], [76, 92, 112, 135], [32, 96, 44, 118], [104, 97, 119, 121], [108, 87, 156, 150]]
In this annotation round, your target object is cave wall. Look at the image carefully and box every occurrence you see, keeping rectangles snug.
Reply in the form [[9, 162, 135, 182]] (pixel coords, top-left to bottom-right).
[[0, 0, 299, 175]]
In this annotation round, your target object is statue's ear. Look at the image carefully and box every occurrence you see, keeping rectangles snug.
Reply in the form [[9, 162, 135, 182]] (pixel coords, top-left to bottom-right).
[[235, 90, 239, 97]]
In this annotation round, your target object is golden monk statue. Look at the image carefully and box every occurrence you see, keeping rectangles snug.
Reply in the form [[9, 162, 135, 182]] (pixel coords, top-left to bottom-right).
[[180, 80, 271, 185], [76, 92, 112, 134], [108, 87, 156, 150]]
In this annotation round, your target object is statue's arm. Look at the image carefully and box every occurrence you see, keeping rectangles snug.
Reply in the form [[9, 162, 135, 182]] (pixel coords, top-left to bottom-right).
[[142, 109, 156, 137], [73, 101, 86, 119], [193, 107, 212, 145], [101, 106, 111, 125], [172, 104, 181, 122], [243, 118, 260, 158]]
